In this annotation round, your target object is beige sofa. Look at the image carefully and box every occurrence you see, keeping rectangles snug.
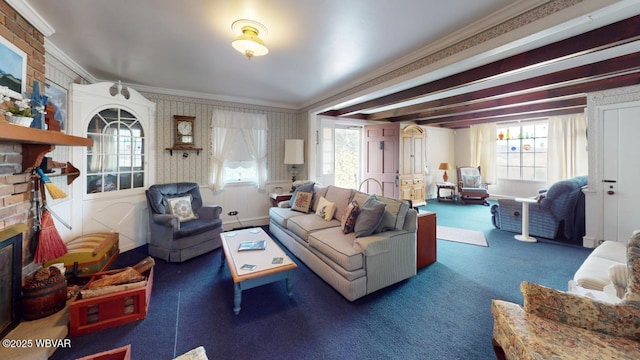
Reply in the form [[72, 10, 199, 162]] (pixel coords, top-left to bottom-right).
[[573, 240, 627, 290], [269, 184, 417, 301]]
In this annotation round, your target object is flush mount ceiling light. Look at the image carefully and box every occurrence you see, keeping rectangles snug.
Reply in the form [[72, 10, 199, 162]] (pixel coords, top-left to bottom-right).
[[231, 19, 268, 59]]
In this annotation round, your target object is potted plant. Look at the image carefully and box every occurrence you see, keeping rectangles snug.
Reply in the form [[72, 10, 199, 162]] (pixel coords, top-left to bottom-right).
[[0, 84, 45, 127]]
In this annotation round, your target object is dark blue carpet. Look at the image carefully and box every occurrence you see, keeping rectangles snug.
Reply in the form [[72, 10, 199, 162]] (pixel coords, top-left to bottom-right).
[[51, 200, 592, 360]]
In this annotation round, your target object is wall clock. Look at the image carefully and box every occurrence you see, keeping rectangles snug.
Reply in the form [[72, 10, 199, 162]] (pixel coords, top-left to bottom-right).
[[173, 115, 195, 146], [167, 115, 202, 156]]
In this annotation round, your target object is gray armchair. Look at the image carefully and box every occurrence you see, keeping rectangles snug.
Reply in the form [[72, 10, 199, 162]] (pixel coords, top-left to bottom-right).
[[146, 182, 223, 262]]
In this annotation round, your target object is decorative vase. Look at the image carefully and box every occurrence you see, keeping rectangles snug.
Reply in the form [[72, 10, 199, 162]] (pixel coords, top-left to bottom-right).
[[6, 115, 34, 127], [498, 132, 504, 140]]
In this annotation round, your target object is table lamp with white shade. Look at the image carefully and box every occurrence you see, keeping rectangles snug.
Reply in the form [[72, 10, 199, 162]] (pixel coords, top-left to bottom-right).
[[284, 139, 304, 192]]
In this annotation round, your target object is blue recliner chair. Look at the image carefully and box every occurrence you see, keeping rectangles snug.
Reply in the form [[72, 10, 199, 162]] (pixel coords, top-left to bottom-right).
[[491, 176, 587, 244], [146, 182, 223, 262]]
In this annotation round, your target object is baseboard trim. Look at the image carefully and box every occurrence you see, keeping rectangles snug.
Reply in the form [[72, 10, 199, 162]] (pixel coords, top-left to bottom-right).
[[582, 236, 598, 248]]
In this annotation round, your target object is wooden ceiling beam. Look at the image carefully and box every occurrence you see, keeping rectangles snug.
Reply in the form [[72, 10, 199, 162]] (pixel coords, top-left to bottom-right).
[[329, 15, 640, 116], [384, 94, 583, 123], [382, 71, 640, 123], [366, 67, 640, 122], [426, 108, 584, 130], [415, 97, 586, 125]]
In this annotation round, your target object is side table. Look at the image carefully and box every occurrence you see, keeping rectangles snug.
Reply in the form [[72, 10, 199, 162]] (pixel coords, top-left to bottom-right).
[[436, 182, 456, 202], [270, 192, 292, 207], [514, 197, 537, 242], [417, 210, 437, 268]]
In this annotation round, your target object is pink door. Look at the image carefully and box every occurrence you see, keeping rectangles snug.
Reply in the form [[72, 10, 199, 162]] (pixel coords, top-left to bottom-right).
[[363, 123, 399, 198]]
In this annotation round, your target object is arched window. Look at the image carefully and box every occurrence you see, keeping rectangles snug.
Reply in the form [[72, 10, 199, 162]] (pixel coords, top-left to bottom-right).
[[86, 108, 145, 193]]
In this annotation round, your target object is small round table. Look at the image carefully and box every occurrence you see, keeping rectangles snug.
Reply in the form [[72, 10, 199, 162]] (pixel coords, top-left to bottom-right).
[[514, 197, 537, 242]]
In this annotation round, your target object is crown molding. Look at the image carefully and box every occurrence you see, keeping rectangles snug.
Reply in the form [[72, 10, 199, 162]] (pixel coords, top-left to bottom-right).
[[6, 0, 54, 36], [45, 39, 97, 83], [302, 0, 628, 113], [128, 83, 298, 110], [300, 0, 542, 110]]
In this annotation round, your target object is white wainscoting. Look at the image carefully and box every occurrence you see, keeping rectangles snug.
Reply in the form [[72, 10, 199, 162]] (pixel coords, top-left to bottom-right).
[[200, 181, 292, 230]]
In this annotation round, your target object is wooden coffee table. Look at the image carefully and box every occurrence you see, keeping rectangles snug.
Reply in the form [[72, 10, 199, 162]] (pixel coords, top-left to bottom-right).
[[219, 227, 297, 314]]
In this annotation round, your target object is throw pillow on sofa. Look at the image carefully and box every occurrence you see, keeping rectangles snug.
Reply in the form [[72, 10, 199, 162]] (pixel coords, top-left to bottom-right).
[[315, 196, 336, 221], [341, 200, 360, 234], [289, 182, 315, 207], [373, 194, 410, 232], [291, 191, 314, 213], [354, 196, 386, 238]]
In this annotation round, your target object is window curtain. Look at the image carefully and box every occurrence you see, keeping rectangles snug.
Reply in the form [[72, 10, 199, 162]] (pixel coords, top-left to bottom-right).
[[241, 125, 268, 189], [547, 113, 588, 185], [469, 122, 496, 184], [210, 109, 267, 191]]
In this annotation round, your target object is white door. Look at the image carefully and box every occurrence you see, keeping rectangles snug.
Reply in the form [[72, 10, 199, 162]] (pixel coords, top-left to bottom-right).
[[602, 106, 640, 243], [69, 83, 156, 252]]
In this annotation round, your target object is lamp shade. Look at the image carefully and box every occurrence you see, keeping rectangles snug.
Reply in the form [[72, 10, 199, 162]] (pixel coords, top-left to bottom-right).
[[438, 162, 451, 171], [284, 139, 304, 165]]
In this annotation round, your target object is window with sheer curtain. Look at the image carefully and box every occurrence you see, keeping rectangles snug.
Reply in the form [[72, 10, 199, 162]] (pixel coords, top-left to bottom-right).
[[210, 110, 267, 190], [496, 120, 548, 181], [493, 114, 587, 183]]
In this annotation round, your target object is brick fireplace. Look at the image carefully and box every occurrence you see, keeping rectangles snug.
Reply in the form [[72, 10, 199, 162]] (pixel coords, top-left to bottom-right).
[[0, 0, 47, 333], [0, 0, 47, 266]]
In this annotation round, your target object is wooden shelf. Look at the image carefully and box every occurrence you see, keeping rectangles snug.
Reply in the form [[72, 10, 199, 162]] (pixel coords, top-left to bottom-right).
[[0, 122, 92, 146], [166, 146, 202, 156], [0, 122, 93, 171]]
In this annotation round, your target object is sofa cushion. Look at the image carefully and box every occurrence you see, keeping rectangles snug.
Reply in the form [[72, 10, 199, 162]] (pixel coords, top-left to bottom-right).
[[289, 182, 315, 207], [374, 195, 410, 232], [315, 196, 336, 221], [312, 185, 328, 212], [269, 207, 306, 229], [287, 214, 340, 242], [324, 186, 354, 221], [592, 240, 628, 263], [574, 241, 627, 290], [355, 196, 386, 238], [174, 218, 222, 239], [309, 227, 364, 272], [291, 191, 313, 213], [352, 191, 370, 207]]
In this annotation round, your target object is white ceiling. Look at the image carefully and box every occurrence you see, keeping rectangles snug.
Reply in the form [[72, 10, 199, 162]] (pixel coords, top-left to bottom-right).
[[23, 0, 521, 109]]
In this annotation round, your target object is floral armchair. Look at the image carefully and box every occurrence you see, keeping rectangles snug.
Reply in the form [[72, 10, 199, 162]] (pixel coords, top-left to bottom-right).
[[491, 231, 640, 359]]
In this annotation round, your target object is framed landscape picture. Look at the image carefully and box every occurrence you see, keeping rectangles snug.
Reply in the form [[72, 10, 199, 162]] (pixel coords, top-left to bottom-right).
[[0, 34, 27, 98], [45, 81, 68, 131]]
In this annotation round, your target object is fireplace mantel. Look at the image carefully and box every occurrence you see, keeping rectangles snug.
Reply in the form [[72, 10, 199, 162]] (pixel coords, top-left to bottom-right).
[[0, 122, 93, 172]]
